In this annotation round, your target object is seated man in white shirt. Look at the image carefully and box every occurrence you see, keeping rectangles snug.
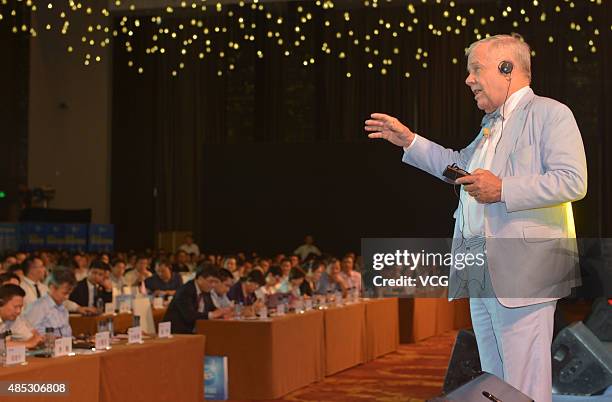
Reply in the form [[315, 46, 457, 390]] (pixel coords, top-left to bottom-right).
[[109, 258, 127, 291], [211, 268, 234, 308], [0, 284, 44, 348], [124, 255, 153, 291], [179, 235, 200, 257], [19, 257, 48, 309], [339, 255, 362, 295], [24, 269, 76, 338]]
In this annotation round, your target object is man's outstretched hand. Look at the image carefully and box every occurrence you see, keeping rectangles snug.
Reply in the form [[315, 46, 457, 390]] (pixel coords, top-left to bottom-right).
[[456, 169, 502, 203], [365, 113, 416, 148]]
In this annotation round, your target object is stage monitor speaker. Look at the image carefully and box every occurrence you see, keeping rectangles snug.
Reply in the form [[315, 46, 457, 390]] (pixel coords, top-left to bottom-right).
[[442, 329, 482, 394], [552, 321, 612, 395], [585, 298, 612, 342], [428, 372, 533, 402]]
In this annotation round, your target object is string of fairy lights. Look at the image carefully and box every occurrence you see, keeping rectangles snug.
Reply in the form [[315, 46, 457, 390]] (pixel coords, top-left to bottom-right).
[[0, 0, 607, 77]]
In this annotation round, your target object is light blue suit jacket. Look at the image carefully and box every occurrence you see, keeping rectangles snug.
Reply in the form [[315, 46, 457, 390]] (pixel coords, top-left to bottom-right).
[[402, 88, 587, 307]]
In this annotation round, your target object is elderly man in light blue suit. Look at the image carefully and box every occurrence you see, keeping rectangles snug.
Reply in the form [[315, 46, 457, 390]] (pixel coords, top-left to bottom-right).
[[365, 34, 587, 402]]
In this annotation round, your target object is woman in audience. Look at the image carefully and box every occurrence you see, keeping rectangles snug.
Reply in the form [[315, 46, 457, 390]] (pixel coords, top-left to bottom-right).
[[227, 269, 265, 306]]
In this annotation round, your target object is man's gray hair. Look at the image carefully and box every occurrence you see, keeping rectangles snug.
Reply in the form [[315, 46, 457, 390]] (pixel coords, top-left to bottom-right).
[[466, 33, 532, 81]]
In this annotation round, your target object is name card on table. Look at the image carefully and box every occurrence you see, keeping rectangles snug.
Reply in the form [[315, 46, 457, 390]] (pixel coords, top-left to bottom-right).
[[104, 302, 115, 315], [54, 337, 72, 357], [158, 322, 172, 338], [119, 300, 131, 313], [5, 345, 26, 366], [128, 326, 142, 344], [95, 331, 111, 350], [153, 297, 164, 309]]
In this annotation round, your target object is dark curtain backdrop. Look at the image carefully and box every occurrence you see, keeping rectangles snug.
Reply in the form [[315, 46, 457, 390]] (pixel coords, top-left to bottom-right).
[[111, 1, 611, 254], [0, 1, 29, 221]]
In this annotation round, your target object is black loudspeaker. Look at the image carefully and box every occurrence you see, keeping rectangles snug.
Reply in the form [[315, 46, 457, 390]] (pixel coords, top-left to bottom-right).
[[552, 321, 612, 395], [585, 298, 612, 342], [428, 372, 533, 402], [442, 329, 482, 394]]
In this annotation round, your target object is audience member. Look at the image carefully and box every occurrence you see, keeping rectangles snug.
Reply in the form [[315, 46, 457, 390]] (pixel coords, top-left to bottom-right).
[[211, 268, 234, 308], [319, 258, 348, 296], [163, 265, 232, 334], [20, 257, 48, 309], [300, 261, 326, 296], [279, 267, 306, 296], [145, 259, 182, 297], [69, 261, 113, 308], [340, 255, 362, 294], [0, 284, 43, 348], [24, 269, 76, 338], [0, 272, 21, 286], [124, 255, 153, 291], [280, 258, 292, 280], [227, 270, 265, 306], [110, 258, 127, 290], [172, 250, 191, 273], [179, 234, 200, 257], [293, 235, 322, 261]]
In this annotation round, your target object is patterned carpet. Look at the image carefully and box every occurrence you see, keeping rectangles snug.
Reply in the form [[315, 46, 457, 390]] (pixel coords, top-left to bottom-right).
[[228, 331, 457, 402]]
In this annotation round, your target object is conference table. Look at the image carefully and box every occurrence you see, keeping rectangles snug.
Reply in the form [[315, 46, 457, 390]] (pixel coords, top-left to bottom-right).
[[0, 335, 205, 402], [196, 297, 399, 400]]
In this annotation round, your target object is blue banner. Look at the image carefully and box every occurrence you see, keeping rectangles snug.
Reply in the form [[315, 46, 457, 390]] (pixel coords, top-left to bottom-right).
[[88, 224, 115, 252], [19, 223, 47, 251], [45, 224, 66, 249], [64, 224, 88, 251], [0, 223, 19, 252], [204, 356, 228, 400]]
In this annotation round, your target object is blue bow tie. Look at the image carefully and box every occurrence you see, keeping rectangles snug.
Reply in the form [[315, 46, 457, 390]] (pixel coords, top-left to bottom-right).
[[481, 109, 502, 128]]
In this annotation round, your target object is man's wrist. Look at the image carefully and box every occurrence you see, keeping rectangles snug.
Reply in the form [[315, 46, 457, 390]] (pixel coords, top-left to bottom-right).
[[403, 133, 418, 151]]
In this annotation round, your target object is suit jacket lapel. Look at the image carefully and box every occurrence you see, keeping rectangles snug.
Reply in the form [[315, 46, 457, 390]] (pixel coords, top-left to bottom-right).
[[490, 88, 535, 176]]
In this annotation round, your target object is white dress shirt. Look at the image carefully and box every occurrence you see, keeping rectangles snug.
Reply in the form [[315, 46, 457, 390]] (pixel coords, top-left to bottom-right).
[[20, 276, 48, 310], [0, 316, 34, 341], [23, 294, 72, 338], [458, 86, 531, 238]]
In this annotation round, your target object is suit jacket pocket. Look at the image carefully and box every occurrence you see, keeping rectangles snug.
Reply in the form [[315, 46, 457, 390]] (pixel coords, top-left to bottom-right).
[[509, 144, 537, 175], [523, 224, 563, 242]]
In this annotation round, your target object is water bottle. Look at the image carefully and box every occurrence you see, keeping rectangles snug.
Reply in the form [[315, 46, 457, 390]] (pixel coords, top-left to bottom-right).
[[96, 297, 105, 314], [107, 318, 114, 338], [234, 302, 243, 320], [0, 331, 6, 366], [44, 327, 55, 357]]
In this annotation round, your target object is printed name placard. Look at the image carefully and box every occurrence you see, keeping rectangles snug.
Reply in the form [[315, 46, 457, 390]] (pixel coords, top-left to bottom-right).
[[158, 322, 172, 338], [95, 331, 111, 350], [153, 297, 164, 309], [119, 300, 131, 313], [5, 345, 26, 366], [104, 302, 115, 315], [127, 326, 142, 344], [54, 337, 72, 357]]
